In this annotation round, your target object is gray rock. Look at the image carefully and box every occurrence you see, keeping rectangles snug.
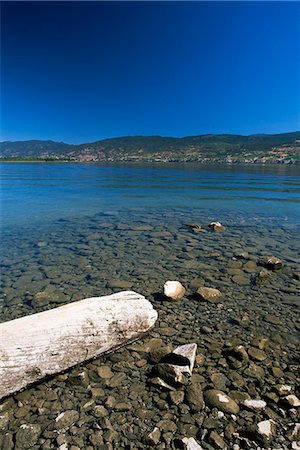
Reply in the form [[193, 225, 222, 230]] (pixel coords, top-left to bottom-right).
[[204, 389, 239, 414]]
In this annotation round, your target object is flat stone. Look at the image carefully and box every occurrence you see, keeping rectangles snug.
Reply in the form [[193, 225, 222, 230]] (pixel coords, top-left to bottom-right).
[[114, 402, 131, 411], [55, 410, 79, 430], [248, 347, 267, 361], [195, 286, 222, 302], [204, 389, 239, 414], [156, 419, 177, 433], [107, 280, 133, 289], [243, 399, 267, 410], [244, 363, 265, 380], [264, 314, 282, 325], [97, 366, 113, 379]]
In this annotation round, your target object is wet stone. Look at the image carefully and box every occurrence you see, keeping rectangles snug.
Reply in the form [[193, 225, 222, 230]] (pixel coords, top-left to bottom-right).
[[185, 382, 205, 412], [55, 410, 80, 429], [15, 424, 42, 449], [248, 347, 267, 361], [204, 390, 239, 414], [195, 287, 222, 302]]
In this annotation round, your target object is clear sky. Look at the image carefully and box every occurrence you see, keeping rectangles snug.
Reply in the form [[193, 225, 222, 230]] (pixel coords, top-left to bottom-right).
[[1, 1, 299, 143]]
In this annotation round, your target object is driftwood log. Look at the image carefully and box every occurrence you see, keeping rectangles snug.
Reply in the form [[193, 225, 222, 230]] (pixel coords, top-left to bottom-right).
[[0, 291, 158, 399]]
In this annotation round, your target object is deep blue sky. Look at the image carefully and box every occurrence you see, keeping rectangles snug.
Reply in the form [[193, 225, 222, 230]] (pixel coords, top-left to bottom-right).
[[1, 1, 299, 143]]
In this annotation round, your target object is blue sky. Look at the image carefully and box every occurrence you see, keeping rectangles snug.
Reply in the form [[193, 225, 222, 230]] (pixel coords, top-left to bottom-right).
[[1, 1, 299, 143]]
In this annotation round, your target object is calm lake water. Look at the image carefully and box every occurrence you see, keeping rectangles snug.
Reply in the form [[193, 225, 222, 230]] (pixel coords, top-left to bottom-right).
[[1, 162, 300, 229], [1, 163, 300, 448], [0, 162, 299, 325]]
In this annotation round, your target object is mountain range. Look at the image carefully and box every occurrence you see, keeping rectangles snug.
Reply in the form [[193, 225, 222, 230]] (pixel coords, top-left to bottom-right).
[[1, 131, 300, 164]]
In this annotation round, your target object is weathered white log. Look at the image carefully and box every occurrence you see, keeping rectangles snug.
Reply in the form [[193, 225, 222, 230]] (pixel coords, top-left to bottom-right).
[[0, 291, 158, 399]]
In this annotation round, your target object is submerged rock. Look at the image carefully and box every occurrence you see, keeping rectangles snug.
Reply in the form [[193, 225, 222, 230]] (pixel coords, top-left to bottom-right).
[[171, 343, 197, 375], [243, 399, 267, 410], [15, 424, 41, 449], [261, 256, 283, 270], [255, 268, 271, 284], [256, 419, 276, 444], [144, 427, 161, 445], [181, 436, 204, 449], [186, 224, 205, 233], [154, 363, 187, 386], [163, 281, 186, 300], [185, 382, 205, 412], [195, 286, 222, 302], [209, 221, 225, 232], [204, 389, 239, 414]]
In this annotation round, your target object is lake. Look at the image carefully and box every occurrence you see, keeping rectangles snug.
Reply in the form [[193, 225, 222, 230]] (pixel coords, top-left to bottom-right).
[[0, 162, 299, 325], [1, 162, 299, 448], [1, 162, 300, 230]]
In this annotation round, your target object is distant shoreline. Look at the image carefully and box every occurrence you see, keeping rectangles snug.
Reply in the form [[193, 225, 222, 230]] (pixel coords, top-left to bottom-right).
[[1, 159, 299, 166]]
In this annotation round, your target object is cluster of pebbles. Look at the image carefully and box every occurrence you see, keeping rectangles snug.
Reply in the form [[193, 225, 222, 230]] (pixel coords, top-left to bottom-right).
[[0, 209, 299, 449]]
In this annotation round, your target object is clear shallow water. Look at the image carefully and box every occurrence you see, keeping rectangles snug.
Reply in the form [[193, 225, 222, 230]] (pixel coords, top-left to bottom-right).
[[1, 163, 300, 449], [1, 162, 300, 230]]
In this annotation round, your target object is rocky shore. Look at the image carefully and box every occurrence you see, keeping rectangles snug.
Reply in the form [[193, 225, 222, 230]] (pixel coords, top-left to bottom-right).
[[0, 210, 299, 449]]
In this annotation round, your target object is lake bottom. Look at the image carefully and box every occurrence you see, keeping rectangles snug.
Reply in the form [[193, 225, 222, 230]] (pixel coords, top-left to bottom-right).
[[0, 207, 299, 449]]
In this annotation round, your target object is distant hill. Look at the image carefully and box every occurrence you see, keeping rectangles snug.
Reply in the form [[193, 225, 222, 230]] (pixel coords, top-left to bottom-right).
[[1, 132, 300, 163], [0, 140, 75, 158]]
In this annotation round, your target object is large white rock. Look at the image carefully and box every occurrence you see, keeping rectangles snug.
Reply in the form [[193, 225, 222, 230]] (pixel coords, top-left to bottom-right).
[[0, 291, 158, 399], [163, 281, 186, 300]]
